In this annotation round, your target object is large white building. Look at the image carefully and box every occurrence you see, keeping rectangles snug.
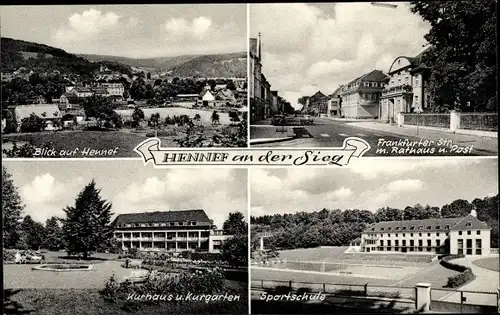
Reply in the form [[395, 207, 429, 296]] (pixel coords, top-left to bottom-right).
[[360, 211, 491, 256], [113, 209, 230, 253]]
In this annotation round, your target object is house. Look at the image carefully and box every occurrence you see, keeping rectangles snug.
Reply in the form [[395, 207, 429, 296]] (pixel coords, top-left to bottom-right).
[[13, 104, 62, 131], [360, 210, 490, 256], [25, 95, 46, 104], [215, 89, 236, 103], [59, 93, 81, 105], [112, 209, 231, 253], [198, 90, 216, 107], [380, 48, 431, 123], [92, 87, 109, 97], [305, 91, 330, 116], [327, 86, 343, 118], [58, 103, 86, 124], [214, 84, 227, 91], [101, 83, 125, 97], [340, 70, 389, 119]]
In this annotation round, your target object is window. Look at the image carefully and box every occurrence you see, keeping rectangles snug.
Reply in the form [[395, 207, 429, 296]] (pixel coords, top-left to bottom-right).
[[190, 221, 197, 226], [403, 233, 406, 237], [427, 240, 431, 247], [467, 231, 471, 235], [380, 234, 383, 237], [402, 240, 407, 246], [477, 230, 481, 235], [415, 95, 419, 105], [403, 227, 407, 230], [436, 226, 440, 230], [364, 82, 369, 87], [387, 234, 390, 237], [436, 240, 441, 247], [388, 227, 392, 231], [416, 78, 419, 86], [153, 223, 159, 227], [427, 226, 432, 230], [380, 240, 384, 246], [405, 77, 409, 84], [160, 223, 166, 227], [178, 222, 184, 226], [395, 227, 400, 230], [419, 233, 422, 237], [411, 233, 414, 237], [437, 233, 440, 236], [418, 226, 423, 230], [475, 239, 482, 255], [459, 231, 463, 235], [445, 225, 450, 230], [381, 228, 385, 231], [395, 240, 399, 246], [457, 239, 464, 255], [410, 226, 415, 230], [169, 222, 175, 226], [466, 221, 472, 227], [418, 240, 423, 246], [446, 232, 449, 236], [388, 240, 391, 247], [428, 233, 431, 236]]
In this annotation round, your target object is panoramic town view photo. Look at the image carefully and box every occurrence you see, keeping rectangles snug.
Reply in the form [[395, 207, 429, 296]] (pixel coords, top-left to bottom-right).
[[1, 4, 248, 158], [3, 161, 249, 314], [249, 2, 497, 156], [250, 159, 499, 313]]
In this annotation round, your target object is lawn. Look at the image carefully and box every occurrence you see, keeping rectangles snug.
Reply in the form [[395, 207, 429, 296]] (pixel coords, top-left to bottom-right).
[[3, 131, 144, 158], [4, 280, 248, 315], [472, 257, 500, 272]]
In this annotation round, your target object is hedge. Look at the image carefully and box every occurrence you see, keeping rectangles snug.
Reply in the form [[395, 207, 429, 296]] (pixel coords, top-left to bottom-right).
[[439, 255, 476, 288]]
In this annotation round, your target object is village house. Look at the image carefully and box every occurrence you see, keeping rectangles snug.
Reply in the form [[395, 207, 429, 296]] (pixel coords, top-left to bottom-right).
[[340, 70, 389, 119], [57, 103, 86, 126], [359, 210, 490, 256], [198, 89, 216, 107], [327, 86, 343, 118], [304, 91, 330, 117], [113, 209, 230, 253], [380, 49, 430, 123], [215, 88, 237, 105], [13, 104, 62, 131]]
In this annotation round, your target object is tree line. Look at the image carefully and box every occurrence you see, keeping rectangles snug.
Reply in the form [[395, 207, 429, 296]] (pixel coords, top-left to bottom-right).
[[251, 196, 499, 250]]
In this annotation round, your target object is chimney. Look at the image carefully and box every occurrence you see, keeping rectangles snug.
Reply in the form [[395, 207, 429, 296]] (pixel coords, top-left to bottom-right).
[[470, 208, 477, 218]]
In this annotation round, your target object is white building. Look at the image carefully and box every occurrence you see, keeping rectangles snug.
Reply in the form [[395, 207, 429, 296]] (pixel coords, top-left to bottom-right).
[[361, 210, 490, 256], [113, 209, 231, 253], [13, 104, 62, 131]]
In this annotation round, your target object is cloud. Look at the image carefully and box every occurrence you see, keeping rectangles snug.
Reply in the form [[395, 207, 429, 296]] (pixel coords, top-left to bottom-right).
[[251, 2, 431, 108], [162, 16, 212, 38], [53, 9, 123, 42], [329, 187, 353, 200], [21, 173, 64, 204], [386, 179, 424, 193]]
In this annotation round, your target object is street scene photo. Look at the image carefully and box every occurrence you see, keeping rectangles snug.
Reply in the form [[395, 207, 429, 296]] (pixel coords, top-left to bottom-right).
[[250, 159, 499, 313], [3, 161, 249, 315], [249, 2, 497, 156], [1, 5, 248, 158]]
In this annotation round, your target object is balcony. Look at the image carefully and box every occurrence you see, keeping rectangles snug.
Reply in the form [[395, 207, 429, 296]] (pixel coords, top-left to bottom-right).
[[382, 84, 413, 96]]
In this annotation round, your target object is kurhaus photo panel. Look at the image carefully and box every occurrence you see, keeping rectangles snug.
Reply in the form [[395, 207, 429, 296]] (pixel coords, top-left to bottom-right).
[[2, 160, 249, 314], [248, 2, 497, 157], [250, 158, 499, 314], [1, 4, 248, 158]]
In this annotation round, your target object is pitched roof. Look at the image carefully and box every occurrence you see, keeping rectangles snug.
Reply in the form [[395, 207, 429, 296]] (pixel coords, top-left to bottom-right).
[[14, 104, 62, 119], [363, 215, 490, 233], [330, 85, 343, 97], [114, 209, 211, 226], [346, 70, 389, 86]]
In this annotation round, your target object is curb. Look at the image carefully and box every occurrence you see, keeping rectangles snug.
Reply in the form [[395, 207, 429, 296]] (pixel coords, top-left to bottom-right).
[[250, 137, 295, 145]]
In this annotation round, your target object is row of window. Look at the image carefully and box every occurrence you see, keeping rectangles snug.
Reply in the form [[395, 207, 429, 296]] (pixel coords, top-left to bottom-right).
[[389, 76, 420, 87], [366, 230, 481, 238], [120, 221, 200, 228], [116, 231, 208, 238], [380, 239, 443, 247], [344, 81, 386, 90]]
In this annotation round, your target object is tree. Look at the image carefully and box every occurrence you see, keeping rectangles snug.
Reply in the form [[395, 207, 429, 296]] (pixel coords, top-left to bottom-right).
[[297, 96, 309, 110], [221, 233, 248, 267], [2, 109, 18, 133], [229, 111, 240, 124], [149, 113, 160, 129], [2, 167, 24, 248], [211, 111, 220, 125], [18, 215, 46, 250], [410, 1, 497, 112], [20, 113, 46, 132], [226, 80, 236, 90], [132, 107, 145, 126], [375, 207, 403, 222], [44, 216, 65, 251], [61, 180, 114, 259], [223, 212, 247, 235], [82, 95, 122, 129], [441, 199, 472, 218]]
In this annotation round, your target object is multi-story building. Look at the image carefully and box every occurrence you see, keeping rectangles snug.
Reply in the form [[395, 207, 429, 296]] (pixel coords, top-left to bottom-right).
[[261, 74, 273, 118], [360, 210, 490, 256], [101, 83, 125, 97], [249, 36, 264, 123], [327, 86, 343, 118], [113, 209, 230, 253], [380, 49, 430, 123], [340, 70, 389, 119], [305, 91, 329, 116]]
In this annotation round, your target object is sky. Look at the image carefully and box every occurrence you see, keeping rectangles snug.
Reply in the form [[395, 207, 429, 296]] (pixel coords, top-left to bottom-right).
[[0, 4, 247, 58], [250, 2, 431, 109], [251, 158, 498, 217], [2, 160, 248, 228]]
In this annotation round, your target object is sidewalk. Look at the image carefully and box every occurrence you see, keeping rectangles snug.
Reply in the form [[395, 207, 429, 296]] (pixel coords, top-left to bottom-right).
[[250, 125, 295, 145], [347, 121, 498, 154]]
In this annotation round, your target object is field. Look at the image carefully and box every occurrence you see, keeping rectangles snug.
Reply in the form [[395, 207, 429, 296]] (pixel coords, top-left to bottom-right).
[[251, 247, 456, 291], [472, 257, 500, 272], [115, 107, 232, 124]]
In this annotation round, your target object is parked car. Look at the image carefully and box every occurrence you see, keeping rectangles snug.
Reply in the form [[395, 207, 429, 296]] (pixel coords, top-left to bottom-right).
[[271, 114, 287, 126], [300, 115, 314, 125]]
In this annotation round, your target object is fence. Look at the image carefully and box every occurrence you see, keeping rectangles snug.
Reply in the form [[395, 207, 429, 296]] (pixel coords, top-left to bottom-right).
[[459, 113, 498, 132], [430, 287, 499, 313], [251, 279, 416, 301], [404, 113, 451, 129], [400, 111, 498, 133]]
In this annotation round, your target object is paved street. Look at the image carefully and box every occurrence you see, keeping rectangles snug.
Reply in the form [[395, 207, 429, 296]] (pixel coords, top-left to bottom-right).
[[250, 118, 497, 157]]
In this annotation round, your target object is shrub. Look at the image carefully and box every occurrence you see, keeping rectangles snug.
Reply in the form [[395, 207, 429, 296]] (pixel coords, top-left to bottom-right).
[[3, 250, 16, 262], [446, 268, 475, 288]]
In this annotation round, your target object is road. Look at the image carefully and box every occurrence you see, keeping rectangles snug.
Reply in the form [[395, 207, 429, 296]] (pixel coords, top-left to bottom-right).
[[250, 117, 496, 157]]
